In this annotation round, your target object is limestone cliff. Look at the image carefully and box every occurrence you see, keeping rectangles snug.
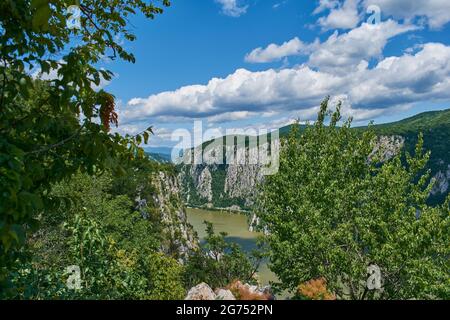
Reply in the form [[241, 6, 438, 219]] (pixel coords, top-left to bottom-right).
[[178, 163, 262, 210], [138, 171, 198, 261], [369, 135, 405, 162], [224, 164, 263, 204], [431, 164, 450, 196]]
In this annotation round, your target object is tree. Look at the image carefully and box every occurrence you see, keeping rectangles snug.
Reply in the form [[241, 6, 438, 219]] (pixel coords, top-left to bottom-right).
[[4, 169, 188, 300], [145, 252, 186, 300], [257, 97, 450, 300], [0, 0, 168, 288]]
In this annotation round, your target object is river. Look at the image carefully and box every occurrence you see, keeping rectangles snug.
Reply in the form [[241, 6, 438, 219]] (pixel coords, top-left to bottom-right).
[[186, 208, 278, 287]]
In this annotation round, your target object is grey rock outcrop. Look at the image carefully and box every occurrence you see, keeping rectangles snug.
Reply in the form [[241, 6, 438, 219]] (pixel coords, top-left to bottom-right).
[[179, 163, 263, 210], [197, 166, 213, 202], [149, 171, 197, 262], [369, 135, 405, 162], [185, 282, 273, 300], [431, 164, 450, 195], [185, 283, 216, 300], [215, 289, 236, 300], [225, 165, 263, 205]]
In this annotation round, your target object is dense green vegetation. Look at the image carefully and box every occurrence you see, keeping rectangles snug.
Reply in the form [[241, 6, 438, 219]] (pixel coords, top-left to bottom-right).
[[184, 221, 264, 290], [369, 110, 450, 204], [1, 157, 259, 299], [3, 161, 179, 299], [0, 0, 166, 291], [257, 98, 450, 299], [0, 0, 259, 300]]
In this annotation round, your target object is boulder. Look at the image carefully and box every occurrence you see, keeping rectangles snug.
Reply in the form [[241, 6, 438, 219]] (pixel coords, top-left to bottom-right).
[[215, 289, 236, 300], [185, 283, 216, 300]]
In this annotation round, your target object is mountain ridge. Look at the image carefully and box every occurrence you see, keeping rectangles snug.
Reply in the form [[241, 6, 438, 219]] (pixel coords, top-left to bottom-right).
[[177, 108, 450, 209]]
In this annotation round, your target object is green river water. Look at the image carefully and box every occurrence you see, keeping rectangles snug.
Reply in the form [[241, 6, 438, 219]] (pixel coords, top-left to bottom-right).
[[186, 208, 278, 287]]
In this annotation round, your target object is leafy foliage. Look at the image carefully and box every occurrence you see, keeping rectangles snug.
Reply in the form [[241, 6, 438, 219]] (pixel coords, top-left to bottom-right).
[[367, 109, 450, 204], [3, 167, 187, 300], [257, 98, 450, 300], [184, 221, 264, 290], [145, 252, 185, 300], [0, 0, 168, 289]]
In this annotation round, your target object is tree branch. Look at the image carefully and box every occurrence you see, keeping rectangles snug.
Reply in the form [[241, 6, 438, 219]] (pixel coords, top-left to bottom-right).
[[26, 124, 86, 156]]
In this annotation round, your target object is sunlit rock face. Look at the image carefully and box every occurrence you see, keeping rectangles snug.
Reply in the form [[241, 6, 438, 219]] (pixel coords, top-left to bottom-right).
[[369, 135, 405, 162], [185, 281, 274, 300], [215, 289, 236, 300], [431, 164, 450, 195], [185, 283, 216, 300], [225, 164, 263, 202], [145, 171, 198, 262], [177, 142, 267, 211]]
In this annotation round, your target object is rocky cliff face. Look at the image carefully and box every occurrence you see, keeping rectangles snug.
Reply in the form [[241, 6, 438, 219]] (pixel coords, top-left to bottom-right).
[[178, 163, 263, 210], [431, 164, 450, 196], [369, 135, 405, 162], [224, 165, 263, 202], [142, 171, 197, 261], [193, 165, 213, 202], [185, 281, 274, 300]]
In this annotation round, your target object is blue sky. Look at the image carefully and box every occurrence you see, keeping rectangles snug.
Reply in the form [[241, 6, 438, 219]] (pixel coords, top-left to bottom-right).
[[100, 0, 450, 147]]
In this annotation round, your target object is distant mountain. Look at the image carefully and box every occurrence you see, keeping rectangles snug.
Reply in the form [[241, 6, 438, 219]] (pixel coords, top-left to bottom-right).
[[178, 109, 450, 210], [144, 146, 173, 156], [146, 152, 171, 163], [367, 110, 450, 171], [144, 147, 173, 163]]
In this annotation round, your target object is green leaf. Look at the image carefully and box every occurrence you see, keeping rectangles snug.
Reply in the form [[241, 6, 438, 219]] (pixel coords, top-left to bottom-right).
[[32, 4, 52, 31], [143, 131, 149, 144], [135, 135, 142, 145]]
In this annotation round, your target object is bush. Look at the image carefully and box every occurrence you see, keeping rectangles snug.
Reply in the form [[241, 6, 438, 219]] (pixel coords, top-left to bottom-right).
[[184, 222, 264, 290]]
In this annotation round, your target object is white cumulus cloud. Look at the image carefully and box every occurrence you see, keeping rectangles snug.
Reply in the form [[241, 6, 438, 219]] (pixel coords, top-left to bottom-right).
[[121, 42, 450, 126], [245, 37, 319, 63], [314, 0, 450, 30], [244, 20, 416, 70], [317, 0, 361, 30], [308, 20, 417, 73], [215, 0, 248, 17], [363, 0, 450, 29]]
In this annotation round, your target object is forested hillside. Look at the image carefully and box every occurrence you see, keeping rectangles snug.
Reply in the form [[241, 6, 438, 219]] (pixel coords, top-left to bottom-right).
[[179, 108, 450, 209]]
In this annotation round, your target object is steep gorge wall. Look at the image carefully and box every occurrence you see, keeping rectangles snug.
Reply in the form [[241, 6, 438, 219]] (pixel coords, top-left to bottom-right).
[[137, 171, 198, 261], [178, 163, 263, 210]]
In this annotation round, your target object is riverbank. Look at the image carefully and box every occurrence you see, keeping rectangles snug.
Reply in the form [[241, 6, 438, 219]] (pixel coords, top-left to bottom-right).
[[185, 205, 250, 214], [185, 208, 277, 286]]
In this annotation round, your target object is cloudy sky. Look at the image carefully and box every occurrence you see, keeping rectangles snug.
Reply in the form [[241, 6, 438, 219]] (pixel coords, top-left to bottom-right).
[[102, 0, 450, 147]]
